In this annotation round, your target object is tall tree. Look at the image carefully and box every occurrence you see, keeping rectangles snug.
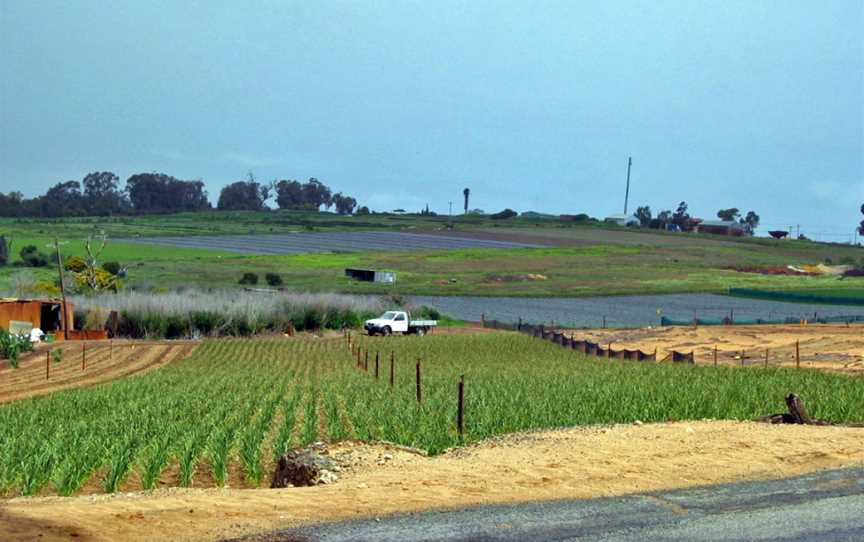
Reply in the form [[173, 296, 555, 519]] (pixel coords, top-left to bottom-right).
[[301, 178, 332, 210], [273, 180, 304, 209], [38, 181, 86, 217], [634, 206, 652, 227], [671, 201, 690, 230], [0, 192, 25, 217], [463, 188, 470, 214], [217, 178, 270, 211], [740, 211, 760, 235], [717, 208, 741, 221], [82, 171, 129, 215], [858, 204, 864, 237], [126, 173, 210, 213], [332, 193, 357, 215]]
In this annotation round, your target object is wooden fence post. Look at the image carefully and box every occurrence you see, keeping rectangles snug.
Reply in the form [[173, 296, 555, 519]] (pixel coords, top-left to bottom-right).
[[364, 350, 369, 372], [457, 375, 465, 440], [390, 352, 395, 388], [607, 343, 612, 359], [714, 345, 718, 367], [764, 348, 769, 368], [740, 349, 744, 367], [415, 359, 422, 403], [795, 340, 800, 369]]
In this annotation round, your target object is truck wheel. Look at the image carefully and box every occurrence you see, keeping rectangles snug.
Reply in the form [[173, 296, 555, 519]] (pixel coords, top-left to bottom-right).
[[382, 326, 391, 336], [367, 329, 376, 336], [416, 327, 426, 336]]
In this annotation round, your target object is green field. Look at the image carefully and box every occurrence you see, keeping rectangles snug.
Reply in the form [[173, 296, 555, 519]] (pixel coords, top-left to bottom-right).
[[1, 333, 861, 497], [1, 212, 863, 297]]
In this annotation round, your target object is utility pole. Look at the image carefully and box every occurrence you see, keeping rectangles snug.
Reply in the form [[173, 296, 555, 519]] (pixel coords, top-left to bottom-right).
[[623, 156, 632, 215], [448, 201, 453, 228], [50, 237, 69, 340], [796, 224, 800, 239]]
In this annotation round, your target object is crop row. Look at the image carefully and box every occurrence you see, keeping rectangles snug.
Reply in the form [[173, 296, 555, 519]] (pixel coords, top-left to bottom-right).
[[0, 333, 861, 496]]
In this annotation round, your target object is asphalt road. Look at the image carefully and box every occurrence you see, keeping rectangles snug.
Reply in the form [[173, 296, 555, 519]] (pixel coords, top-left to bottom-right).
[[232, 467, 864, 542]]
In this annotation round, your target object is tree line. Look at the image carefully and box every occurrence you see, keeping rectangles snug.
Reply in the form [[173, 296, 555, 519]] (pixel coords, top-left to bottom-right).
[[633, 202, 760, 234], [0, 172, 361, 217]]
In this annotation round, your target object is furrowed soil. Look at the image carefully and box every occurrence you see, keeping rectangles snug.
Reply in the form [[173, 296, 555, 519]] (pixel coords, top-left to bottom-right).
[[0, 341, 197, 403], [1, 421, 862, 542], [565, 323, 864, 373]]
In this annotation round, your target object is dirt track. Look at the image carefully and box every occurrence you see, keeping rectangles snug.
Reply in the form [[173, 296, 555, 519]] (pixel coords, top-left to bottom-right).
[[0, 340, 197, 403], [1, 421, 862, 542], [565, 324, 864, 373]]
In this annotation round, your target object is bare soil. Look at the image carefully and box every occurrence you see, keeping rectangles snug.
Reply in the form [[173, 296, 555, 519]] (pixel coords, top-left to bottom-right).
[[0, 340, 198, 403], [1, 421, 862, 542], [565, 324, 864, 373]]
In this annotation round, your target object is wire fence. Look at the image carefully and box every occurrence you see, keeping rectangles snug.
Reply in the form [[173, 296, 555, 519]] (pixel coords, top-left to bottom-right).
[[480, 318, 696, 364]]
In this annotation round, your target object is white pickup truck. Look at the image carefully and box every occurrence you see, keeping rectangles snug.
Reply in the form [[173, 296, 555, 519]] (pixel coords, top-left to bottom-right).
[[364, 311, 437, 336]]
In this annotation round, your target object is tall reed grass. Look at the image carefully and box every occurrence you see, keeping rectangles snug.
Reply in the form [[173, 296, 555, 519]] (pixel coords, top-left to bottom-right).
[[70, 290, 386, 339]]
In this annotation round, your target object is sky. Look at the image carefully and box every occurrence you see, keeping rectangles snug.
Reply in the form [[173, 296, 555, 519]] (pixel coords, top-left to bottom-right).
[[1, 1, 862, 240]]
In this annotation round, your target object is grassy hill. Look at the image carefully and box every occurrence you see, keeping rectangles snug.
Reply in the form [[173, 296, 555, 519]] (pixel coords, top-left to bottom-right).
[[1, 212, 862, 297]]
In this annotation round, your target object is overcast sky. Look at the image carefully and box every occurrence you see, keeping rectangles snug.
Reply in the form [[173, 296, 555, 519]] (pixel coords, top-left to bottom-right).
[[1, 1, 862, 240]]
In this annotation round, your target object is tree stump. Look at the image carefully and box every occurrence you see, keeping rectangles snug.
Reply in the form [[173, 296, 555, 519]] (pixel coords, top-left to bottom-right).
[[757, 394, 834, 426], [271, 449, 336, 488]]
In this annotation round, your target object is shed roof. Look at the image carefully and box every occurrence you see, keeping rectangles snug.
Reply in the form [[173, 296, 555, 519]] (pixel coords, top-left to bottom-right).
[[699, 220, 743, 229]]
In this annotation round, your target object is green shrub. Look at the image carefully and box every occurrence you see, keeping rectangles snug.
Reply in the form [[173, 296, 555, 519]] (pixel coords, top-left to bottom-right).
[[190, 311, 222, 336], [0, 235, 9, 266], [102, 261, 122, 275], [265, 273, 283, 286], [20, 245, 49, 267], [300, 308, 323, 331], [417, 306, 441, 320], [64, 256, 87, 273], [0, 329, 33, 368], [239, 273, 259, 285]]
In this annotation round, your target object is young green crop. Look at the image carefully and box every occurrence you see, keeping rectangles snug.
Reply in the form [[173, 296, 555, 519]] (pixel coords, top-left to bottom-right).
[[0, 333, 861, 497]]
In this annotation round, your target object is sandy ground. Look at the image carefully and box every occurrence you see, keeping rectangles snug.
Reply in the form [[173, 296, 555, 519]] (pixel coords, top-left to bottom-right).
[[0, 341, 198, 404], [2, 421, 862, 542], [565, 324, 864, 373]]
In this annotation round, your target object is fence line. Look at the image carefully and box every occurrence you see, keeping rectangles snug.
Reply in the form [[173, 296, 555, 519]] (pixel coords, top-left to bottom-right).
[[481, 319, 694, 364]]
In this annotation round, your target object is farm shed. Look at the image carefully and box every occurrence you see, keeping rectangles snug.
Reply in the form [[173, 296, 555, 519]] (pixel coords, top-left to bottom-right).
[[603, 214, 639, 227], [345, 268, 396, 284], [696, 220, 745, 236], [0, 298, 73, 334]]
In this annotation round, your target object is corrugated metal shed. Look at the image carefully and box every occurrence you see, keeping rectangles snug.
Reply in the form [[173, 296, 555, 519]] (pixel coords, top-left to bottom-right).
[[0, 298, 73, 333]]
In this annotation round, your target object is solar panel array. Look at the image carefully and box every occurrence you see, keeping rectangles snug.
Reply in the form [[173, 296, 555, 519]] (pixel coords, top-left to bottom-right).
[[120, 231, 540, 254]]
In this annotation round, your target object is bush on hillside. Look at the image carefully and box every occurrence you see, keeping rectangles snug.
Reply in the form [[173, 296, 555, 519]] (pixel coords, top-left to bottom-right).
[[239, 273, 259, 285], [490, 208, 518, 220], [265, 272, 283, 286], [19, 245, 49, 267]]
